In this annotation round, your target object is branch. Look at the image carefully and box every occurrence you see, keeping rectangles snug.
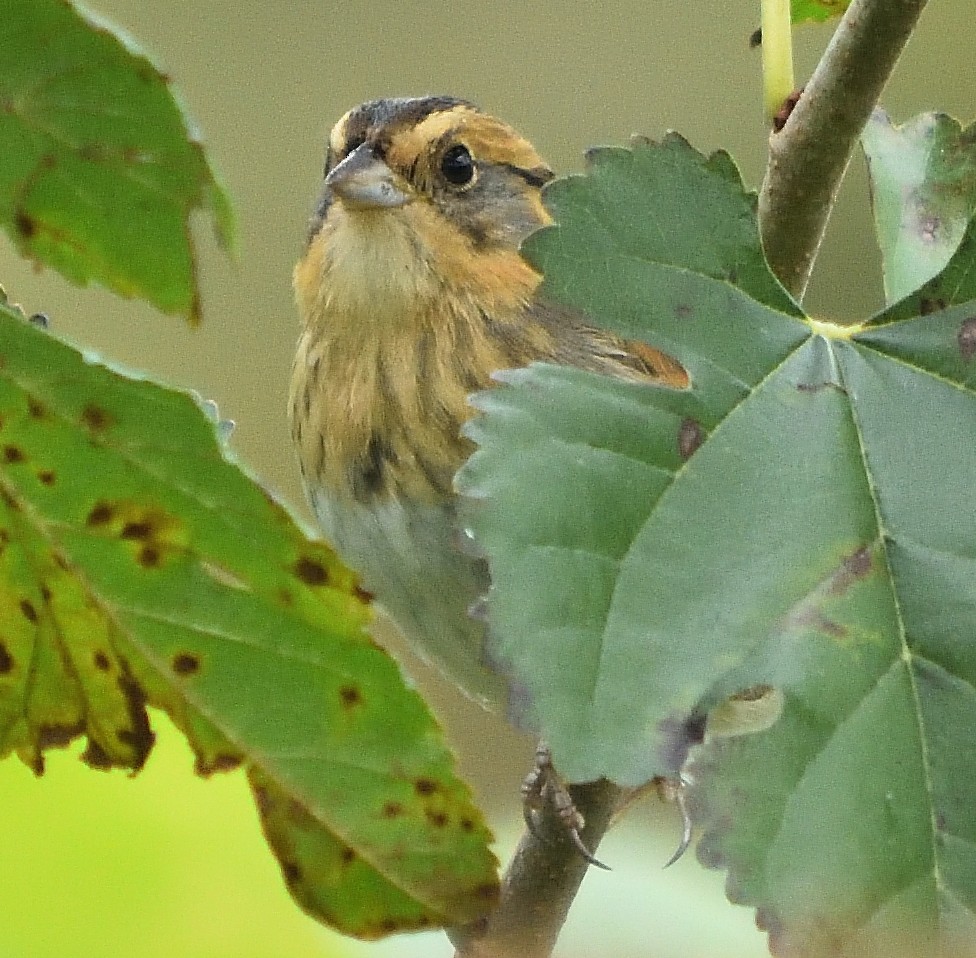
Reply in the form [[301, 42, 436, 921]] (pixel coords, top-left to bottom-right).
[[449, 779, 623, 958], [759, 0, 930, 299]]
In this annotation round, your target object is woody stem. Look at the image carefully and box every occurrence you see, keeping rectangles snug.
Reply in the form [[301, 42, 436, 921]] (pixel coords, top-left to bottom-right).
[[448, 779, 622, 958], [759, 0, 930, 300]]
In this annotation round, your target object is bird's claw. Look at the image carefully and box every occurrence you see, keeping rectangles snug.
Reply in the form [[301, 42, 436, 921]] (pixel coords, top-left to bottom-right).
[[521, 742, 610, 871], [655, 775, 693, 868]]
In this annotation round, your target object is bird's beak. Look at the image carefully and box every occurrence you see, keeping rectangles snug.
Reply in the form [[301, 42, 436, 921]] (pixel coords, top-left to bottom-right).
[[326, 143, 412, 209]]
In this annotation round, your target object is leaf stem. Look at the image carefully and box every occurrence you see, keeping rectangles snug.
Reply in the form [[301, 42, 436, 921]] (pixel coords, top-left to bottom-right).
[[761, 0, 795, 123], [759, 0, 930, 300], [449, 779, 622, 958]]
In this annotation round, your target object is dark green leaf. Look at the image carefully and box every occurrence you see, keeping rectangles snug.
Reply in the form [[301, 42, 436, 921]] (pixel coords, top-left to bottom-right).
[[0, 0, 234, 321], [459, 136, 976, 956], [0, 307, 497, 937], [863, 110, 976, 305]]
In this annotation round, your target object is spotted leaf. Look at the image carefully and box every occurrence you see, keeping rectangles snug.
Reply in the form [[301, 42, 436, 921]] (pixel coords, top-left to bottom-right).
[[0, 308, 497, 937], [459, 135, 976, 957], [863, 110, 976, 306], [0, 0, 234, 321]]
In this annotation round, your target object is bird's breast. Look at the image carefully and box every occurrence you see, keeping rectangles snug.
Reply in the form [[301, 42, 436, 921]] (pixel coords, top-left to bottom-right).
[[290, 205, 543, 507]]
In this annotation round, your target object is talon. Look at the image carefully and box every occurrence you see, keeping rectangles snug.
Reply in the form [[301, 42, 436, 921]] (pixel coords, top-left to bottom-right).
[[520, 742, 610, 870], [568, 826, 611, 870], [656, 775, 694, 868]]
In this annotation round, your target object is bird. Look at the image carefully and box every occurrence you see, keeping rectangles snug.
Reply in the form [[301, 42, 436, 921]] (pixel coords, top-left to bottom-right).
[[289, 97, 689, 858], [290, 95, 686, 705]]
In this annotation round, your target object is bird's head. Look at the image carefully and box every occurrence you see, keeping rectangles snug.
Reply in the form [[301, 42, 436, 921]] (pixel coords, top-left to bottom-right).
[[296, 97, 555, 325]]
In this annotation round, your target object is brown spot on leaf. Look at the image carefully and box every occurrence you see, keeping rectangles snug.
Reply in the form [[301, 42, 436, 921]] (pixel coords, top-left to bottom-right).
[[14, 210, 36, 238], [460, 817, 475, 833], [138, 545, 160, 567], [340, 847, 356, 866], [3, 445, 25, 463], [93, 650, 111, 672], [87, 502, 114, 526], [919, 296, 948, 315], [354, 584, 374, 602], [294, 556, 329, 586], [82, 739, 113, 770], [27, 398, 47, 419], [81, 403, 112, 432], [172, 652, 200, 676], [843, 547, 872, 581], [195, 753, 243, 776], [39, 585, 51, 603], [253, 784, 272, 816], [674, 303, 693, 319], [382, 801, 404, 818], [1, 488, 19, 511], [38, 721, 84, 748], [19, 598, 38, 623], [0, 642, 14, 674], [414, 777, 437, 796], [818, 617, 848, 639], [282, 861, 302, 885], [120, 520, 152, 540], [339, 684, 362, 708], [37, 470, 55, 486], [81, 404, 113, 432], [677, 418, 704, 460], [958, 318, 976, 361], [117, 669, 154, 769], [426, 810, 448, 828]]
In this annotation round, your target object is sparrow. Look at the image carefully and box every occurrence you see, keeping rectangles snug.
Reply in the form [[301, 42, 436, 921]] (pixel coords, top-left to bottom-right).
[[289, 95, 687, 717]]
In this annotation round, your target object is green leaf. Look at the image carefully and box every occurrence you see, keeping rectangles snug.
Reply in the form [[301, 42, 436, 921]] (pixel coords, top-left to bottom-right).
[[0, 307, 497, 937], [0, 0, 234, 322], [863, 110, 976, 306], [459, 137, 976, 954], [791, 0, 851, 24]]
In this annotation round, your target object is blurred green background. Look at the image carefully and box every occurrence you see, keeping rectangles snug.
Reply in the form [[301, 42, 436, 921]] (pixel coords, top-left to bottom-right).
[[1, 1, 974, 956]]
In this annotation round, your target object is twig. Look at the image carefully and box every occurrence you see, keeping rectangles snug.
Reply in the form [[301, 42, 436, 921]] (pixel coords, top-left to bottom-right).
[[449, 779, 622, 958], [759, 0, 930, 299]]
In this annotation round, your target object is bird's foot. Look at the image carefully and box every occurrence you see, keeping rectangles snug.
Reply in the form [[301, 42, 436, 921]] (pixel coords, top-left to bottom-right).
[[521, 742, 610, 870]]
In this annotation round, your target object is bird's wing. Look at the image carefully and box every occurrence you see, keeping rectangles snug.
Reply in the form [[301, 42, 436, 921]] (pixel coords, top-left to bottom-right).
[[526, 299, 689, 389]]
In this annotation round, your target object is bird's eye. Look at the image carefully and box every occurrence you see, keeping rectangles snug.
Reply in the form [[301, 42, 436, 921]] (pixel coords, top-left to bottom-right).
[[440, 144, 475, 186]]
